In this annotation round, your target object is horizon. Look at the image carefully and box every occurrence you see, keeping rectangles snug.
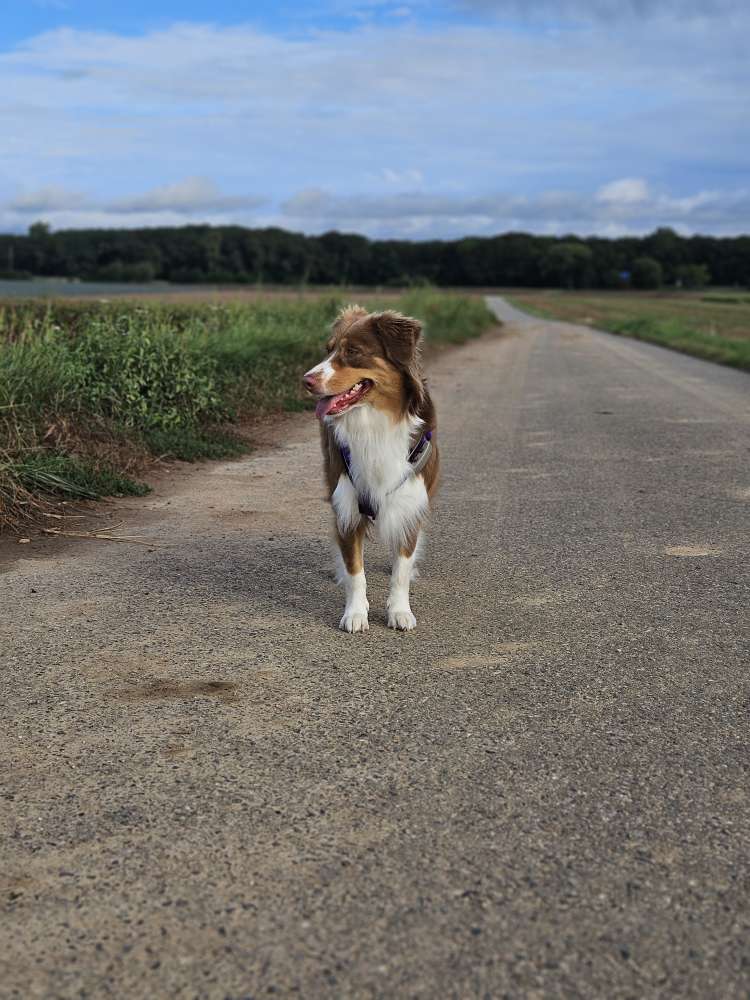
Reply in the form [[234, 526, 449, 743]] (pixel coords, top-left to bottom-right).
[[3, 219, 748, 247], [1, 1, 748, 240]]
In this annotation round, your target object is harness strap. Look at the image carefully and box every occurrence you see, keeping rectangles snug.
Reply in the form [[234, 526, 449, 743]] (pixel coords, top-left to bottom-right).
[[339, 429, 433, 523]]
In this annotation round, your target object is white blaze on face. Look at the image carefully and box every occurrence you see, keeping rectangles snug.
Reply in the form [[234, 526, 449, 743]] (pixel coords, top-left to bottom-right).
[[304, 354, 336, 392]]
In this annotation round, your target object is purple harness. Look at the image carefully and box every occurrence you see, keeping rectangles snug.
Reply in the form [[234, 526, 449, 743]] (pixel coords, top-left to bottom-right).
[[339, 430, 433, 522]]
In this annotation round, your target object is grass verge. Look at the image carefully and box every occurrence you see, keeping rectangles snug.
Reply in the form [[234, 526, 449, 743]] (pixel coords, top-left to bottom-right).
[[0, 290, 497, 533], [602, 317, 750, 370], [506, 290, 750, 372], [17, 453, 150, 500]]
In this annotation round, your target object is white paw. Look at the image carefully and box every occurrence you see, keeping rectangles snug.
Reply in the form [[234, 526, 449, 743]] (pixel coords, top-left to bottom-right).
[[387, 608, 417, 631], [340, 610, 369, 633]]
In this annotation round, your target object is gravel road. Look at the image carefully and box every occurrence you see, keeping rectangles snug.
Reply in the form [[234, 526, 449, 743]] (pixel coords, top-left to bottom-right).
[[2, 297, 749, 998]]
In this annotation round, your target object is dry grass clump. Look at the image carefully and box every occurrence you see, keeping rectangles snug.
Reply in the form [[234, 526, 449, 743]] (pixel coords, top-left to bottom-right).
[[0, 449, 51, 530]]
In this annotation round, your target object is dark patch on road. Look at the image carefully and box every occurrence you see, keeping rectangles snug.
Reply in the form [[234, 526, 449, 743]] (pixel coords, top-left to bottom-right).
[[1, 873, 35, 903], [115, 678, 239, 703], [161, 743, 193, 759]]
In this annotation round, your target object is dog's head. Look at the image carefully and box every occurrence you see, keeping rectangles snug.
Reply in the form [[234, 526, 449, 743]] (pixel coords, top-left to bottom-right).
[[303, 305, 425, 420]]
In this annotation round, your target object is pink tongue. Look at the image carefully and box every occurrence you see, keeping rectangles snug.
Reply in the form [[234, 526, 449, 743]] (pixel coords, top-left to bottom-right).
[[315, 384, 366, 419], [315, 396, 336, 419]]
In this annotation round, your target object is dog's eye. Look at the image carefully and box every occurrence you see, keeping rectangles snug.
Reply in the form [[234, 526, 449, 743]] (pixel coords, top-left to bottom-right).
[[343, 352, 367, 368]]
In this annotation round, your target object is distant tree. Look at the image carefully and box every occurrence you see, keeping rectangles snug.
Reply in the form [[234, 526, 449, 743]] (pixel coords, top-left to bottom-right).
[[631, 256, 663, 290], [642, 227, 685, 283], [674, 263, 710, 289], [124, 260, 157, 282], [3, 222, 748, 288], [28, 221, 51, 239], [540, 242, 593, 289], [95, 259, 125, 282]]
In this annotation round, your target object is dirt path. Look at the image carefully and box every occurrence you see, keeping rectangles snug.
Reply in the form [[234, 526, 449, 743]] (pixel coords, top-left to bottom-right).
[[2, 300, 749, 998]]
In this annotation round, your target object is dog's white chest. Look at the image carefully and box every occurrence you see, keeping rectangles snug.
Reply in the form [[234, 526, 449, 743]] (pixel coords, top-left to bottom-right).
[[330, 408, 429, 549]]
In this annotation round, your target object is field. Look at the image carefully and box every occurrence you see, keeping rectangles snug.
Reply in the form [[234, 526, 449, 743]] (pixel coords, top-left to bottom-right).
[[507, 289, 750, 371], [0, 290, 497, 533], [0, 279, 410, 302]]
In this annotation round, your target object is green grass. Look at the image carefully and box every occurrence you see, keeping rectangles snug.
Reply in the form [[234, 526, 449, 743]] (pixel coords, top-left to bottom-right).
[[701, 294, 750, 305], [506, 290, 750, 371], [0, 290, 497, 532], [16, 453, 149, 500], [604, 317, 750, 370], [398, 289, 496, 345], [144, 426, 248, 461]]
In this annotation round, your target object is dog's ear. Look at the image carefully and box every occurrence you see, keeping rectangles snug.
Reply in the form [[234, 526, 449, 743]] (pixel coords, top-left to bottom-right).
[[373, 311, 425, 413], [331, 304, 369, 338], [372, 311, 423, 368]]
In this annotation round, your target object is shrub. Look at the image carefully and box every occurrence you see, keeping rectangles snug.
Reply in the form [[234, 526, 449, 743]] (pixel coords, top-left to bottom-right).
[[69, 314, 225, 430], [631, 257, 663, 290], [675, 264, 710, 289]]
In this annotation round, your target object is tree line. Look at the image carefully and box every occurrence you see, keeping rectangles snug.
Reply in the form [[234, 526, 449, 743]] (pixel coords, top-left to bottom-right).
[[1, 221, 748, 288]]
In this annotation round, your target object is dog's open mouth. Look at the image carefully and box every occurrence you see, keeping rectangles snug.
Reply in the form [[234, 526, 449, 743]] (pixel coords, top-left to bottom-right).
[[315, 379, 373, 419]]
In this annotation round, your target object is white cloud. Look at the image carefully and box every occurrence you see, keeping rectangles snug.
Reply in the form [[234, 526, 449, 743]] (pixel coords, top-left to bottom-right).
[[2, 176, 747, 238], [0, 16, 748, 238], [0, 178, 265, 232], [381, 168, 424, 185], [596, 178, 649, 205], [458, 0, 746, 21], [109, 177, 264, 214], [280, 182, 750, 237], [10, 185, 88, 213]]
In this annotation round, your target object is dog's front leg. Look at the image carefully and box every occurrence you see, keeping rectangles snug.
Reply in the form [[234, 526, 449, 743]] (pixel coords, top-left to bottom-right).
[[387, 530, 420, 631], [336, 521, 369, 633]]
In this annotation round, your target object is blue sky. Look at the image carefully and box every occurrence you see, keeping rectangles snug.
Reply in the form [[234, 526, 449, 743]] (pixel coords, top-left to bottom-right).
[[1, 0, 748, 238]]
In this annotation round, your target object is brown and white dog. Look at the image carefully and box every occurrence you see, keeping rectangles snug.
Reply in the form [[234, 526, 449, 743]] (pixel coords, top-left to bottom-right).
[[303, 305, 439, 633]]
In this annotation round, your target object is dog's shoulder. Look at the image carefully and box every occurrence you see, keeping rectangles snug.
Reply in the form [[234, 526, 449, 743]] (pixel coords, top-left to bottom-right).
[[320, 423, 345, 495]]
